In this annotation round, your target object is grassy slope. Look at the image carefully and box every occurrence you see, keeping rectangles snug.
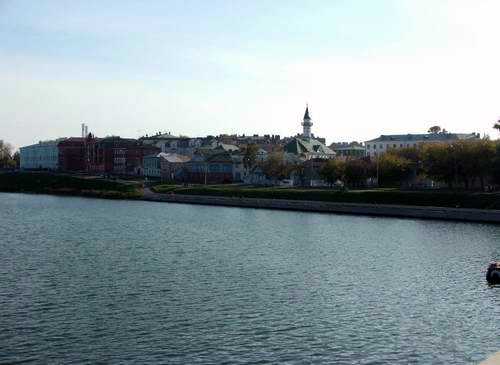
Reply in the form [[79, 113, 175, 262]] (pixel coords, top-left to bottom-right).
[[0, 172, 142, 199], [152, 184, 500, 210], [4, 173, 498, 209]]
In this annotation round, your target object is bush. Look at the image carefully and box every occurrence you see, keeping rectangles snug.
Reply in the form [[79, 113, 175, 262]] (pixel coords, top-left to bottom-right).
[[151, 184, 178, 193], [0, 172, 141, 199]]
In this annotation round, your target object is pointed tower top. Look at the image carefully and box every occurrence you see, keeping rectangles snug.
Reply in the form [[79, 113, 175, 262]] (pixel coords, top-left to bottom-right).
[[301, 104, 313, 138], [303, 105, 311, 120]]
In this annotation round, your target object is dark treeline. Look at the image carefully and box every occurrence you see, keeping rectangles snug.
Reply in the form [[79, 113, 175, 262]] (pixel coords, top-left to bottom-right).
[[0, 140, 19, 169], [320, 139, 500, 190]]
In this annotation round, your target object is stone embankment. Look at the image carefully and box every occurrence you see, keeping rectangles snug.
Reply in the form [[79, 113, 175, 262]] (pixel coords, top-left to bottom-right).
[[142, 189, 500, 224]]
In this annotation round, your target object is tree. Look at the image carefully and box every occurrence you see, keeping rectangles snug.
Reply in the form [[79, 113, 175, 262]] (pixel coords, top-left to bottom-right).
[[391, 146, 423, 181], [453, 141, 475, 189], [471, 140, 495, 190], [260, 152, 289, 182], [0, 140, 15, 169], [0, 140, 11, 156], [428, 125, 442, 134], [453, 139, 495, 190], [493, 120, 500, 136], [377, 153, 412, 187], [492, 143, 500, 185], [422, 143, 456, 188], [392, 146, 421, 163], [243, 143, 259, 170], [12, 151, 20, 168], [289, 162, 306, 186], [344, 159, 374, 188], [320, 159, 345, 187]]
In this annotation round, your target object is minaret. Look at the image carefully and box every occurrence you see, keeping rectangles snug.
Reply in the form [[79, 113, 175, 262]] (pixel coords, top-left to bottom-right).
[[301, 105, 313, 138]]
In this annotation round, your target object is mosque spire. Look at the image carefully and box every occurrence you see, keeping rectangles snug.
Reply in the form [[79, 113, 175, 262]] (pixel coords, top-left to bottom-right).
[[303, 105, 311, 121], [301, 104, 313, 138]]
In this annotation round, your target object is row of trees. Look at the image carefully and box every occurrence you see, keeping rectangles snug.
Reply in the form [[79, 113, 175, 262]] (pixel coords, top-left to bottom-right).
[[0, 140, 19, 169], [319, 139, 500, 190], [237, 139, 500, 190], [407, 139, 497, 190], [320, 159, 374, 187]]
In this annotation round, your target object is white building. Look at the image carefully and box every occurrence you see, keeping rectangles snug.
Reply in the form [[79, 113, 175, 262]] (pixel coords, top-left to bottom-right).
[[364, 132, 480, 157], [141, 133, 203, 156], [143, 153, 162, 178], [20, 140, 60, 170]]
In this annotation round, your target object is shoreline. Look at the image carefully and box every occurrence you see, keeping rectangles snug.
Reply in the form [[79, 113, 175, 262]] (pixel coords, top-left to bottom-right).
[[3, 189, 500, 224], [142, 190, 500, 224], [3, 172, 500, 223]]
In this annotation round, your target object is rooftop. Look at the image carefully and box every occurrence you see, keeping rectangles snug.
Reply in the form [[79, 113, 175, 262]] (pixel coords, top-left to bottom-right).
[[332, 145, 366, 151], [284, 137, 335, 156], [365, 133, 480, 143], [141, 132, 188, 140], [158, 152, 191, 163]]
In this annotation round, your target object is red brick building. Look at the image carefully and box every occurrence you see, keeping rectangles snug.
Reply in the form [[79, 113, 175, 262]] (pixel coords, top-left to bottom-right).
[[86, 136, 159, 175], [58, 138, 86, 172]]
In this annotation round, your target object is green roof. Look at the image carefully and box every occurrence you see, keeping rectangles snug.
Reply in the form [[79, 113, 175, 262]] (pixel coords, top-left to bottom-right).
[[284, 138, 335, 156]]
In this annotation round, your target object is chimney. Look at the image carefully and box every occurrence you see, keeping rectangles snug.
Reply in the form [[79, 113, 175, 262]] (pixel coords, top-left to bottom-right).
[[85, 125, 88, 137], [81, 123, 85, 138]]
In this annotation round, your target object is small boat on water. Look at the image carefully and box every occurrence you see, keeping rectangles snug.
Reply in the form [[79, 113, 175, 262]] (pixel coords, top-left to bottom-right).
[[486, 261, 500, 285]]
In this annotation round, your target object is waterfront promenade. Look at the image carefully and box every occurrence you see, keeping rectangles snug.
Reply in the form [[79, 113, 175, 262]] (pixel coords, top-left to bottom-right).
[[3, 171, 500, 224], [143, 188, 500, 224]]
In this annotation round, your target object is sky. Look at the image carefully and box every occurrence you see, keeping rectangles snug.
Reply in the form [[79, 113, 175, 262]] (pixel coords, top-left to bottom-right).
[[1, 0, 500, 149]]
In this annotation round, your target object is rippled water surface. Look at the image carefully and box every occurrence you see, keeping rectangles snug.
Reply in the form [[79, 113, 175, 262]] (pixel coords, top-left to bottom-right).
[[1, 193, 499, 364]]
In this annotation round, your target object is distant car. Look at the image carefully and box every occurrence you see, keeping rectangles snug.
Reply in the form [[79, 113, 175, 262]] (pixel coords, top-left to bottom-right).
[[279, 179, 294, 187]]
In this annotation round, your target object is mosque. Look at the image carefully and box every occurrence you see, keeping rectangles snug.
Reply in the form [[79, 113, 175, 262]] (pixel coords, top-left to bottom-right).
[[284, 106, 335, 160]]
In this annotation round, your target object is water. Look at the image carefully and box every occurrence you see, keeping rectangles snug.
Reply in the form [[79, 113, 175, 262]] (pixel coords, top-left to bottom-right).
[[0, 193, 499, 364]]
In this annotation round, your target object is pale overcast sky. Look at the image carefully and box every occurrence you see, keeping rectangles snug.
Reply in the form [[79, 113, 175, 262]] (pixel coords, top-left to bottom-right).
[[1, 0, 500, 148]]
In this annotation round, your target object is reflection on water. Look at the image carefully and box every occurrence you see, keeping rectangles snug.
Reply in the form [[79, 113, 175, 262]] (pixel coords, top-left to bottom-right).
[[0, 193, 499, 364]]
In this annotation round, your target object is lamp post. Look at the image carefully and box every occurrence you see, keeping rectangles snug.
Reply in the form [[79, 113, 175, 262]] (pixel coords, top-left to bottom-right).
[[204, 162, 208, 185]]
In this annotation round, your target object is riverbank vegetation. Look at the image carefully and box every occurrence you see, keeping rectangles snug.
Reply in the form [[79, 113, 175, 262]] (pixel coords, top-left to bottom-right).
[[151, 184, 500, 210], [3, 172, 500, 210], [0, 140, 19, 169], [319, 139, 500, 190], [0, 172, 142, 199]]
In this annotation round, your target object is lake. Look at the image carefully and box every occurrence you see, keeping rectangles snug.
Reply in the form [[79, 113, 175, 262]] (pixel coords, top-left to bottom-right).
[[0, 193, 499, 364]]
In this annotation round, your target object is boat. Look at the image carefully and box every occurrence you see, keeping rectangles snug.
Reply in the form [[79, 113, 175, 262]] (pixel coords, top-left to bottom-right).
[[486, 261, 500, 285]]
